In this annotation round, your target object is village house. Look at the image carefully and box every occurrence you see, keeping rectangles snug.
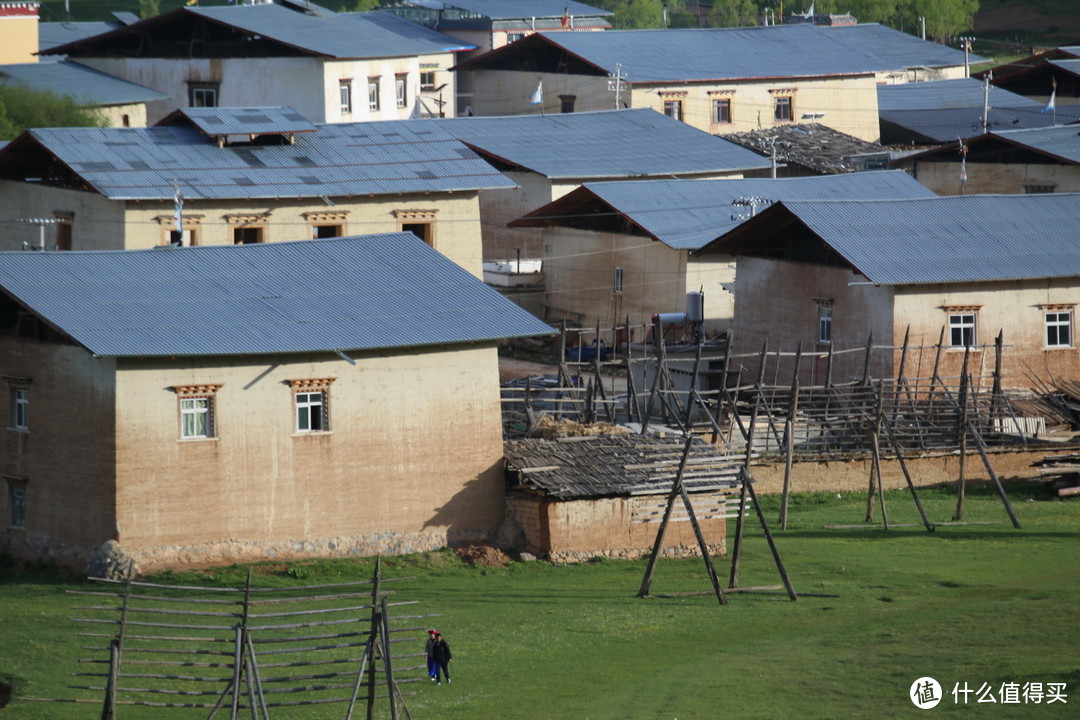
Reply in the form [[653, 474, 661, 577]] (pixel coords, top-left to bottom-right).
[[888, 125, 1080, 196], [976, 46, 1080, 107], [451, 23, 976, 142], [721, 124, 891, 176], [0, 1, 38, 64], [509, 171, 935, 334], [820, 22, 979, 82], [425, 108, 771, 263], [695, 194, 1080, 389], [41, 2, 474, 124], [385, 0, 612, 115], [0, 59, 167, 127], [0, 106, 514, 277], [0, 234, 554, 571]]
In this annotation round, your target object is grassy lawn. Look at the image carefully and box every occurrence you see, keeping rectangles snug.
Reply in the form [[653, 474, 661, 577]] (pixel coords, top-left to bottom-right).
[[1, 481, 1077, 719]]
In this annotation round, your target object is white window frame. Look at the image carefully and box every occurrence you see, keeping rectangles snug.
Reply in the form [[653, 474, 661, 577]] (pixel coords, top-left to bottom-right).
[[296, 391, 327, 433], [368, 77, 380, 111], [420, 69, 436, 92], [818, 304, 833, 344], [663, 99, 683, 121], [1045, 309, 1073, 348], [712, 98, 732, 124], [340, 79, 352, 114], [189, 83, 219, 108], [614, 267, 624, 295], [11, 387, 29, 430], [395, 75, 407, 108], [180, 397, 213, 439], [949, 312, 977, 348], [774, 95, 793, 122]]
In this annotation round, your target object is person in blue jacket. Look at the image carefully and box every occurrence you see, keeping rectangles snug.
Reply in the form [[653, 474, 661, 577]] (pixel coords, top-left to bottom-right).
[[425, 629, 438, 681]]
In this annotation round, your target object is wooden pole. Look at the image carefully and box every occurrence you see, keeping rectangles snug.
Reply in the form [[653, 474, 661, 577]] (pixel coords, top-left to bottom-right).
[[729, 342, 766, 589], [955, 346, 971, 521], [380, 597, 399, 720], [872, 382, 889, 529], [742, 467, 797, 601], [861, 331, 874, 385], [638, 434, 695, 598], [678, 484, 728, 605], [710, 329, 734, 444], [967, 420, 1022, 529], [881, 414, 934, 532], [366, 558, 383, 720], [100, 639, 118, 720], [779, 380, 799, 530]]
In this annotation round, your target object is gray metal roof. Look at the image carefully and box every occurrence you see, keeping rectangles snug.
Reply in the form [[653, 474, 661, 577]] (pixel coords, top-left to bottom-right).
[[880, 105, 1080, 144], [877, 78, 1039, 111], [1049, 58, 1080, 76], [515, 171, 935, 250], [9, 119, 515, 201], [0, 234, 554, 358], [0, 60, 168, 106], [823, 23, 985, 69], [761, 195, 1080, 285], [39, 21, 124, 52], [178, 106, 318, 137], [899, 125, 1080, 165], [416, 0, 610, 19], [431, 108, 770, 178]]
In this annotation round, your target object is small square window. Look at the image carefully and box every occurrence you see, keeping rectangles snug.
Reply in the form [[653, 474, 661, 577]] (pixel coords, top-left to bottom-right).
[[10, 386, 29, 431], [420, 70, 436, 92], [663, 99, 683, 121], [313, 224, 343, 239], [180, 397, 213, 439], [1046, 310, 1072, 348], [774, 95, 793, 122], [559, 94, 576, 114], [233, 226, 264, 245], [949, 312, 976, 347], [8, 480, 26, 528], [189, 83, 219, 108], [296, 391, 327, 432], [340, 79, 352, 114], [712, 98, 732, 124], [368, 78, 380, 111]]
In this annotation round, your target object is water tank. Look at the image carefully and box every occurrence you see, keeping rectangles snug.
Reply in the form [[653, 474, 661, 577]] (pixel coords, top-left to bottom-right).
[[686, 292, 705, 323]]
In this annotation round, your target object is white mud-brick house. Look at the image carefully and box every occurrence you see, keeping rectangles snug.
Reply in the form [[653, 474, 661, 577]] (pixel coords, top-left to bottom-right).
[[510, 171, 935, 334], [0, 234, 554, 571], [0, 106, 514, 278], [695, 194, 1080, 389], [41, 2, 474, 124]]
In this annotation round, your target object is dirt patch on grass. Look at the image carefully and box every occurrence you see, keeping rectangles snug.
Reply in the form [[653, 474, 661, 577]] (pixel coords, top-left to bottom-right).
[[455, 545, 510, 568]]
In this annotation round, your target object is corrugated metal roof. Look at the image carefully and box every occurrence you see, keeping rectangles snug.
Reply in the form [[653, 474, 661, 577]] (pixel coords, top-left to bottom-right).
[[179, 106, 318, 137], [987, 125, 1080, 163], [432, 108, 770, 178], [188, 6, 474, 58], [39, 21, 124, 51], [0, 234, 554, 358], [15, 119, 516, 200], [425, 0, 611, 19], [880, 105, 1080, 143], [878, 78, 1039, 111], [774, 194, 1080, 285], [1049, 58, 1080, 75], [519, 171, 935, 250], [523, 24, 887, 82], [823, 23, 985, 69], [0, 60, 168, 106]]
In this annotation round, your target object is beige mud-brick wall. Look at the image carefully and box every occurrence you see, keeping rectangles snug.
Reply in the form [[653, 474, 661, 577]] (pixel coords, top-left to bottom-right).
[[0, 338, 118, 565], [910, 160, 1080, 196], [0, 3, 37, 64], [111, 343, 506, 569], [0, 181, 125, 252]]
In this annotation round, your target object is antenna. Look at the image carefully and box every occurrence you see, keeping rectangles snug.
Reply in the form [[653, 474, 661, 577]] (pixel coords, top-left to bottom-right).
[[607, 63, 628, 110]]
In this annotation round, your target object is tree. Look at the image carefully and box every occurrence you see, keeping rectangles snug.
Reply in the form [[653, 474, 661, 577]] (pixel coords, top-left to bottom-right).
[[138, 0, 162, 20], [708, 0, 760, 27], [0, 84, 106, 141], [896, 0, 978, 41]]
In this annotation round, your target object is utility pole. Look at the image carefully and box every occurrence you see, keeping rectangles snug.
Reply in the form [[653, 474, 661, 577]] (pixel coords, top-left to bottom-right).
[[982, 70, 992, 134], [607, 63, 627, 110], [960, 37, 974, 78]]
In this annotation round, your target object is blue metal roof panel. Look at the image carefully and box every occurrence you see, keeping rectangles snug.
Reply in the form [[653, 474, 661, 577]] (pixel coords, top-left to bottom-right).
[[0, 234, 554, 358], [824, 23, 985, 69], [880, 105, 1080, 143], [534, 24, 886, 82], [434, 108, 770, 178], [583, 171, 936, 250], [987, 125, 1080, 163], [179, 106, 318, 136], [877, 78, 1039, 111], [38, 21, 122, 51], [20, 120, 515, 200], [0, 60, 168, 105], [189, 5, 474, 58], [1048, 59, 1080, 75], [428, 0, 611, 18], [779, 194, 1080, 285]]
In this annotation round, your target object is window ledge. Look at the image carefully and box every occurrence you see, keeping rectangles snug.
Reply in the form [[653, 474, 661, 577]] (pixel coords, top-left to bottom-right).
[[178, 437, 219, 443], [293, 431, 333, 437], [6, 427, 29, 433]]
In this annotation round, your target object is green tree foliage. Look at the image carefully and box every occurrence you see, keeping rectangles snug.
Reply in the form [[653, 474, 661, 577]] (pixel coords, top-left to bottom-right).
[[708, 0, 760, 27], [138, 0, 162, 19], [0, 84, 106, 141], [811, 0, 978, 39], [353, 0, 380, 10]]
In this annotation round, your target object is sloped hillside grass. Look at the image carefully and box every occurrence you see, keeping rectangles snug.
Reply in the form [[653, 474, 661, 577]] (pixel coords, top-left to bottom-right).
[[1, 481, 1077, 719]]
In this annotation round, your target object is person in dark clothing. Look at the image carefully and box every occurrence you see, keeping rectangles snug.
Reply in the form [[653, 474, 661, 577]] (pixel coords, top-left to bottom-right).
[[425, 629, 438, 681], [431, 632, 452, 685]]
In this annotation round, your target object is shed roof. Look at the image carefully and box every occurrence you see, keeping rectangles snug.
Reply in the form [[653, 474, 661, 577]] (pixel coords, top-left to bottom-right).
[[893, 125, 1080, 165], [511, 171, 935, 250], [39, 20, 124, 52], [504, 434, 743, 499], [44, 6, 474, 60], [455, 24, 886, 82], [0, 234, 554, 359], [698, 194, 1080, 285], [0, 115, 516, 201], [431, 108, 770, 178], [167, 106, 319, 137], [823, 23, 984, 69], [0, 60, 168, 106], [409, 0, 611, 20], [879, 105, 1080, 144], [721, 124, 886, 174], [877, 78, 1039, 111]]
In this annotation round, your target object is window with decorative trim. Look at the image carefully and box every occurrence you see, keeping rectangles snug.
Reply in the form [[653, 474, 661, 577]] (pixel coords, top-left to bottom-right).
[[393, 209, 438, 246], [1023, 183, 1056, 194], [173, 384, 222, 439], [303, 211, 349, 239], [658, 91, 686, 122], [226, 213, 271, 245], [420, 67, 437, 92], [712, 98, 732, 124], [6, 477, 27, 528], [945, 307, 979, 347], [7, 378, 30, 431], [770, 88, 796, 123], [157, 214, 203, 246], [559, 95, 576, 114], [1043, 305, 1074, 348], [289, 378, 335, 433], [815, 299, 833, 344]]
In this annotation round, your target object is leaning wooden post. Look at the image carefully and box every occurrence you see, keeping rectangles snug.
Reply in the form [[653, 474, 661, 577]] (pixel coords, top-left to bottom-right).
[[871, 381, 890, 530], [991, 329, 1004, 429], [366, 557, 383, 720], [711, 330, 735, 444], [881, 414, 934, 532], [742, 467, 797, 601], [729, 343, 766, 589], [380, 596, 400, 720], [779, 379, 799, 530], [638, 433, 695, 598], [100, 639, 119, 720], [683, 340, 704, 425], [678, 483, 728, 605], [967, 420, 1023, 529], [861, 331, 874, 385], [955, 346, 971, 521]]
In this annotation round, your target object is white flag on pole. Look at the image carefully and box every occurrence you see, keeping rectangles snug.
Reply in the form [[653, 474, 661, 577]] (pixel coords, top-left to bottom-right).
[[528, 81, 543, 106]]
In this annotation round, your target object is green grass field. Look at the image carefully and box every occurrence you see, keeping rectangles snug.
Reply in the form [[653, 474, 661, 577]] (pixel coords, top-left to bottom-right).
[[1, 482, 1078, 719]]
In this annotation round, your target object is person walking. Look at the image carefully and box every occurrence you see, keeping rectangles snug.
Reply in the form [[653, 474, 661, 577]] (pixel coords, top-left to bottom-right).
[[425, 629, 438, 681], [432, 632, 452, 685]]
